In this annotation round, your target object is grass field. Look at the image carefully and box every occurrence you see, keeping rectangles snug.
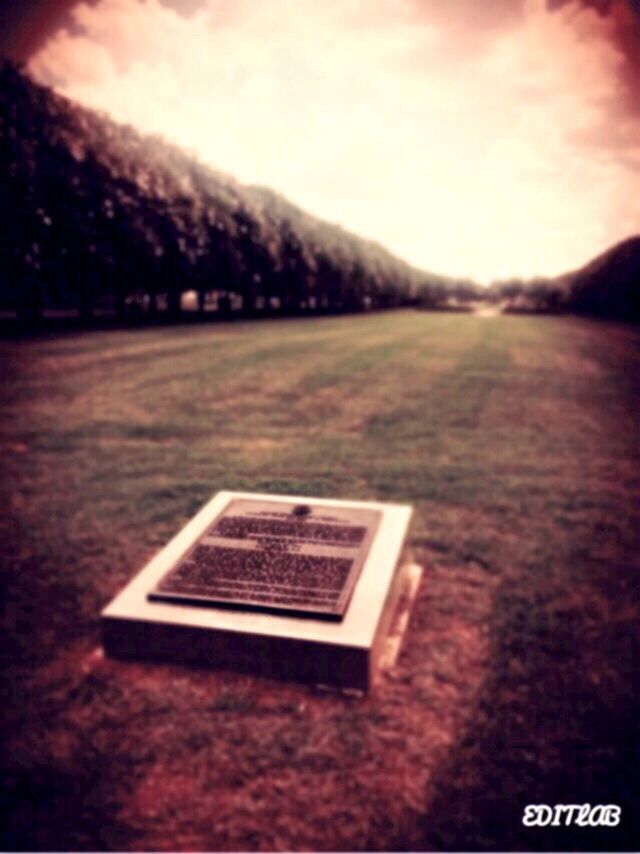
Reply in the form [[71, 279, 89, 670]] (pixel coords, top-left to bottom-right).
[[2, 310, 639, 851]]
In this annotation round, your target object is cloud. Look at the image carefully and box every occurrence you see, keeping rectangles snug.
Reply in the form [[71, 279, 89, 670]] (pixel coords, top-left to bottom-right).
[[548, 0, 640, 119], [29, 0, 640, 281]]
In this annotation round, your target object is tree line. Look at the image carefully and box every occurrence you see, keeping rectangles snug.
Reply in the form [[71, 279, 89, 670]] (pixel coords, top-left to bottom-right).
[[0, 60, 457, 326], [489, 237, 640, 322], [4, 60, 634, 326]]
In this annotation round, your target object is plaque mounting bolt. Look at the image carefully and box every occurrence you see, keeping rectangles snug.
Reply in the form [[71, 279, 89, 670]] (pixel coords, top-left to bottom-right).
[[292, 504, 311, 517]]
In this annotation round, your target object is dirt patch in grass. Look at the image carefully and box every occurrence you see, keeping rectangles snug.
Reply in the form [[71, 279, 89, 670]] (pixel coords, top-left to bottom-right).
[[3, 557, 498, 852]]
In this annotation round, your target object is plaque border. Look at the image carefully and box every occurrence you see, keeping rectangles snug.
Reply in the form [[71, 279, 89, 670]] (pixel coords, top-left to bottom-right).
[[147, 497, 382, 620]]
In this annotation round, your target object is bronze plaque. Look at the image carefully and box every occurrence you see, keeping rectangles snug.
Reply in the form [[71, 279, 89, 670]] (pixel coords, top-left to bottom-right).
[[148, 498, 381, 619]]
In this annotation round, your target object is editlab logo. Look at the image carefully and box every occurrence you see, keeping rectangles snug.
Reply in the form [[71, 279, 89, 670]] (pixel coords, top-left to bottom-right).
[[523, 804, 622, 827]]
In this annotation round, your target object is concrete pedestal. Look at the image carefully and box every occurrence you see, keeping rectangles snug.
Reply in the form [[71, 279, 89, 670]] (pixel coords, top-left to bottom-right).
[[102, 491, 418, 692]]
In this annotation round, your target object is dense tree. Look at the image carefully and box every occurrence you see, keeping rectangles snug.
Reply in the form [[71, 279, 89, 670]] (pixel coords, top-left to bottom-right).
[[0, 59, 446, 325], [489, 239, 640, 322]]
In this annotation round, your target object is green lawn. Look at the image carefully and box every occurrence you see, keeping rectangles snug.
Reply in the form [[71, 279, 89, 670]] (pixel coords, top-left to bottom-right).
[[2, 310, 639, 851]]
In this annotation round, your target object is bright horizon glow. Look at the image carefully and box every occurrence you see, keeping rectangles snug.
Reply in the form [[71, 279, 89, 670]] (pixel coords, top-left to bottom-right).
[[29, 0, 640, 282]]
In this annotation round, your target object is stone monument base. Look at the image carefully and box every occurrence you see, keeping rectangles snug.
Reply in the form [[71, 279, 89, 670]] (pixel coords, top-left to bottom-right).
[[102, 491, 419, 692]]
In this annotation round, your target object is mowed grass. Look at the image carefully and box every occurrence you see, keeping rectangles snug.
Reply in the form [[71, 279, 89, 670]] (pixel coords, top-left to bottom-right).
[[1, 310, 639, 851]]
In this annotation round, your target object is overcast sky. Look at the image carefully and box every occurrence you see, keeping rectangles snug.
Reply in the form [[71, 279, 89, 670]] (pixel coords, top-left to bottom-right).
[[11, 0, 640, 281]]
